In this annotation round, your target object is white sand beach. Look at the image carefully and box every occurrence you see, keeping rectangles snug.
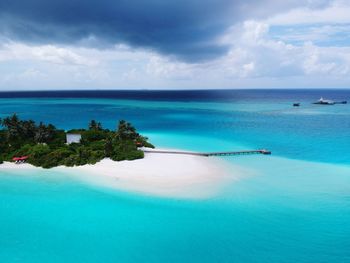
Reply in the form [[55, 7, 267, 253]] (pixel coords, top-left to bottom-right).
[[0, 162, 38, 170], [1, 149, 242, 198]]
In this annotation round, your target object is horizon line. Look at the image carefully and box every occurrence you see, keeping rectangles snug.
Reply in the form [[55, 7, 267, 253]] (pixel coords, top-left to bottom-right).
[[1, 87, 350, 92]]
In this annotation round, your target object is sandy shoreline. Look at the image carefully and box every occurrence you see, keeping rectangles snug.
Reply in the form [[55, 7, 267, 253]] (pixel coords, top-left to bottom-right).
[[0, 149, 241, 198]]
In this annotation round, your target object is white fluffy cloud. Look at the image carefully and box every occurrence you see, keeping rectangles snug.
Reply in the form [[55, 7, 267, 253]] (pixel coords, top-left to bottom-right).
[[0, 42, 97, 66], [222, 21, 350, 77], [144, 20, 350, 80], [266, 0, 350, 25], [0, 0, 349, 90]]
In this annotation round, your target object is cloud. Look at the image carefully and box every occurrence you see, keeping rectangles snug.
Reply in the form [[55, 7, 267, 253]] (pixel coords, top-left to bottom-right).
[[0, 0, 310, 62], [145, 20, 350, 81], [266, 0, 350, 25], [2, 19, 350, 91], [1, 0, 349, 90], [0, 42, 97, 66], [269, 24, 350, 47], [221, 21, 350, 78]]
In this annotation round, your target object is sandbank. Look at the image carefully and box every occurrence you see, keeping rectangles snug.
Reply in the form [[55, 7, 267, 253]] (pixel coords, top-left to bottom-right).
[[0, 149, 242, 199]]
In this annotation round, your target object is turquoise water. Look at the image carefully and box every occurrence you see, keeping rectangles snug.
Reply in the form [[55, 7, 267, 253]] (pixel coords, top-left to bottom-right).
[[1, 90, 350, 262]]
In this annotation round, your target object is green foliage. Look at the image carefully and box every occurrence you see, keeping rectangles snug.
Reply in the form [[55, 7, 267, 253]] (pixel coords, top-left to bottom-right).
[[0, 114, 58, 146], [63, 155, 80, 167], [142, 141, 155, 149], [27, 144, 52, 167], [0, 130, 9, 152], [135, 135, 155, 149], [48, 130, 66, 148], [110, 139, 144, 161], [104, 136, 113, 157], [66, 129, 86, 134], [89, 120, 103, 131], [34, 122, 56, 144], [81, 130, 108, 143], [13, 144, 33, 156], [116, 120, 139, 141], [0, 116, 154, 168], [88, 140, 106, 151]]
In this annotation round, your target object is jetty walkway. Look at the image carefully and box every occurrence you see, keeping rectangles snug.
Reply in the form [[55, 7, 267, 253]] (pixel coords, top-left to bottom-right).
[[142, 149, 271, 157]]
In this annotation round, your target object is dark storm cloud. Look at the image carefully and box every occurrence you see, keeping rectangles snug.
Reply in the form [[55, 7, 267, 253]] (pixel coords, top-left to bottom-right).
[[0, 0, 311, 61]]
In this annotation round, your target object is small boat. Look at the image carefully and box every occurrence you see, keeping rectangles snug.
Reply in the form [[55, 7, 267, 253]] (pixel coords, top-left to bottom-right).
[[293, 103, 300, 107], [313, 97, 335, 105], [334, 101, 347, 104]]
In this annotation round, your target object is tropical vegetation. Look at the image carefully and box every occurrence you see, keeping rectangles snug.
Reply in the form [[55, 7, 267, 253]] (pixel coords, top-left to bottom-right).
[[0, 114, 154, 168]]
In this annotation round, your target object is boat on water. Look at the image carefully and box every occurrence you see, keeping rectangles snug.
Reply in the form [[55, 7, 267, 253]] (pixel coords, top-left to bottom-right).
[[313, 97, 335, 105], [335, 101, 347, 104]]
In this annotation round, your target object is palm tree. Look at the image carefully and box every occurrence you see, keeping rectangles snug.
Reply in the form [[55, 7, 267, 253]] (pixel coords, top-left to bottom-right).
[[89, 120, 97, 130], [0, 114, 21, 138], [35, 122, 56, 143], [22, 120, 36, 139], [116, 120, 138, 140], [89, 120, 103, 131], [0, 114, 31, 145]]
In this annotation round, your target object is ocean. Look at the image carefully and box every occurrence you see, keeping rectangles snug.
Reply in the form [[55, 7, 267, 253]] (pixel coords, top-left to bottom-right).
[[0, 89, 349, 262]]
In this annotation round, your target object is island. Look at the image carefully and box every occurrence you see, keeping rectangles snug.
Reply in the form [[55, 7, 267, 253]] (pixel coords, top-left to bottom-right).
[[0, 114, 154, 168], [0, 114, 234, 198]]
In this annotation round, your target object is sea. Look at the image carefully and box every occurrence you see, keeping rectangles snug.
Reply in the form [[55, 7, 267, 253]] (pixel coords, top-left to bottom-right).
[[0, 89, 349, 263]]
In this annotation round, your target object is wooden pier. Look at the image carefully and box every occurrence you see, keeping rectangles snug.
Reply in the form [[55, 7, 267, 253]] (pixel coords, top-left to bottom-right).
[[142, 149, 271, 157]]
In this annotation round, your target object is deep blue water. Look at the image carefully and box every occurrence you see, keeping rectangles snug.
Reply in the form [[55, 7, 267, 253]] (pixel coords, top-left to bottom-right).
[[1, 89, 349, 164], [1, 89, 349, 102], [0, 89, 350, 263]]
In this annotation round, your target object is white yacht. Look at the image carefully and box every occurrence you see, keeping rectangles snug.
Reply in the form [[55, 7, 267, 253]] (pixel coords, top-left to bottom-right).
[[313, 97, 335, 105]]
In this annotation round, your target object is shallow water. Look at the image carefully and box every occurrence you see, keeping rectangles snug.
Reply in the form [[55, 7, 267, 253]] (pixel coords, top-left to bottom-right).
[[1, 90, 350, 262]]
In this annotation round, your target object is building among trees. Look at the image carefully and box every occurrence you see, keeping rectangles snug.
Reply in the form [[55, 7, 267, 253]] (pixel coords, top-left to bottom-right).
[[66, 133, 82, 144]]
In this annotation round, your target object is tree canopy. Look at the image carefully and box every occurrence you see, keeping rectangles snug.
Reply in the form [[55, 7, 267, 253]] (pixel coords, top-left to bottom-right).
[[0, 114, 154, 168]]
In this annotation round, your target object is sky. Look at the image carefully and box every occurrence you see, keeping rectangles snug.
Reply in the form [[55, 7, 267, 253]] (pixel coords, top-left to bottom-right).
[[0, 0, 349, 90]]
